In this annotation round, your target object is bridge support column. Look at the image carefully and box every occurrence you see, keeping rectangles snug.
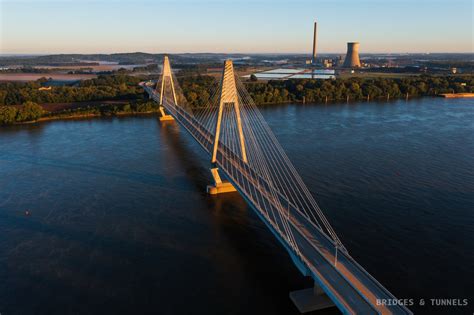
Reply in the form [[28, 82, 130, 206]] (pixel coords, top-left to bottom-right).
[[156, 55, 176, 122], [159, 106, 174, 121], [206, 167, 236, 195], [289, 282, 335, 313]]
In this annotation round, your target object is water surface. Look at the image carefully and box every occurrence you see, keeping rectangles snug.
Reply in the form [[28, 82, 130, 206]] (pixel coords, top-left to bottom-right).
[[0, 97, 473, 314]]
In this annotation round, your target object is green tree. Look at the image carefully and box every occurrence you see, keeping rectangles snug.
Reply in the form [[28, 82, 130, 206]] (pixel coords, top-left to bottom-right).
[[122, 103, 132, 112], [0, 106, 18, 124], [16, 101, 44, 122]]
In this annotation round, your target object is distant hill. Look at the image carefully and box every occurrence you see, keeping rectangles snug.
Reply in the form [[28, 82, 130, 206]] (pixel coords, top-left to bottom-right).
[[0, 52, 256, 66]]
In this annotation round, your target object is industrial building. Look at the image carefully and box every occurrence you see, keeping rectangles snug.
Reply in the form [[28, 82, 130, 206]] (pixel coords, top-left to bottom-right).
[[343, 42, 361, 68], [311, 22, 317, 65]]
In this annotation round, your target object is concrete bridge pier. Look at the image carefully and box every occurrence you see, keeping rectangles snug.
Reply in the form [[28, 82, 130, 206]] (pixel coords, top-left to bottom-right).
[[206, 167, 237, 195], [159, 106, 174, 121], [289, 282, 335, 313]]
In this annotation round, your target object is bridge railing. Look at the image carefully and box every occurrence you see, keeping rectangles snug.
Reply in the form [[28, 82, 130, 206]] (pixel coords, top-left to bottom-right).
[[144, 83, 412, 315]]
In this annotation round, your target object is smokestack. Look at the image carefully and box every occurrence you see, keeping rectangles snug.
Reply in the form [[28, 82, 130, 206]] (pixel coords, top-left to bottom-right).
[[311, 22, 317, 64], [343, 42, 361, 68]]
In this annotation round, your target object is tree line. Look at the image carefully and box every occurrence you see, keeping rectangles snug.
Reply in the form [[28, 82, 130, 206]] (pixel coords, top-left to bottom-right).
[[178, 74, 473, 107], [0, 101, 45, 124], [0, 100, 159, 125], [0, 75, 144, 106], [250, 75, 473, 105], [1, 73, 472, 125]]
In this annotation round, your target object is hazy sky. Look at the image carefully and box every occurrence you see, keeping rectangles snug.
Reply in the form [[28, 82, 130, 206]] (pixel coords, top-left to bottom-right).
[[0, 0, 473, 54]]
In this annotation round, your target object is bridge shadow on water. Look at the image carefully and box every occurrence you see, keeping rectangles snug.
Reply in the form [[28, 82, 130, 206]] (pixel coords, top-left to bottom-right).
[[158, 120, 340, 315]]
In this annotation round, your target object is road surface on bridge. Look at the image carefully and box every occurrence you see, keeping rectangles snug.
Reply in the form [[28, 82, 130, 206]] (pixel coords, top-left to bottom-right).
[[141, 81, 411, 315]]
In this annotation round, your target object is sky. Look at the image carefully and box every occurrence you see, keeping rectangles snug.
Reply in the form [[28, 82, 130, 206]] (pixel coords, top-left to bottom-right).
[[0, 0, 473, 54]]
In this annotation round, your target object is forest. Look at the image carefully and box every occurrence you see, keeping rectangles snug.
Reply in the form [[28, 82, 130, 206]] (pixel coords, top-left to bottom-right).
[[1, 73, 472, 125], [181, 74, 474, 106], [0, 75, 144, 105]]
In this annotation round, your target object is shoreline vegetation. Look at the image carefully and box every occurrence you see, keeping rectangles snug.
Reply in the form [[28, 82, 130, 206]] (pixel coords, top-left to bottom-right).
[[1, 74, 473, 125], [39, 103, 160, 122], [0, 101, 160, 125]]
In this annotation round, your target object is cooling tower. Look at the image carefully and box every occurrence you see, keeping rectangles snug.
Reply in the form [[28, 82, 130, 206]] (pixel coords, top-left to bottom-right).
[[343, 42, 361, 68], [311, 22, 317, 64]]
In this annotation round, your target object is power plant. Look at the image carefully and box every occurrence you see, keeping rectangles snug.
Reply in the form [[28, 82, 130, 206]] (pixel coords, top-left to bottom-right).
[[307, 22, 362, 70], [311, 22, 317, 65], [343, 42, 361, 68]]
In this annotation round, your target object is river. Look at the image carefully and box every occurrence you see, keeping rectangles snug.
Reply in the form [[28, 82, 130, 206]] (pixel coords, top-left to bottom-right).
[[0, 97, 473, 314]]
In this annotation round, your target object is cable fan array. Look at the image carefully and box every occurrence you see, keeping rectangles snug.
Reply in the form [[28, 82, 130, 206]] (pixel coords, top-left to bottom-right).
[[155, 60, 347, 254]]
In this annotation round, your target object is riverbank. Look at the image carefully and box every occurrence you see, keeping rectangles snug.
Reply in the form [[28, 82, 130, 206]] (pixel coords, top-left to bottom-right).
[[26, 110, 159, 124], [0, 95, 438, 126], [2, 73, 472, 121], [0, 101, 159, 126], [252, 94, 428, 106], [8, 111, 161, 125], [440, 93, 474, 98]]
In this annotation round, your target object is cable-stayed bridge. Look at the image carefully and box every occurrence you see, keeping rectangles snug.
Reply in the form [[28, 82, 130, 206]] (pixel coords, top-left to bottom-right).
[[140, 56, 412, 315]]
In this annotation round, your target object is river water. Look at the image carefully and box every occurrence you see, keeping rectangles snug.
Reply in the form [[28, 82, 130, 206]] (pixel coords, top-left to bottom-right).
[[0, 97, 473, 315]]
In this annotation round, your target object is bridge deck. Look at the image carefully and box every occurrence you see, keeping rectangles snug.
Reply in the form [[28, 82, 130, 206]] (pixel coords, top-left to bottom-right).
[[143, 85, 412, 315]]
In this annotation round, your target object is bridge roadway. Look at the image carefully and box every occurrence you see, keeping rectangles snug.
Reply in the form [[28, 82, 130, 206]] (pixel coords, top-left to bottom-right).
[[143, 84, 412, 315]]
